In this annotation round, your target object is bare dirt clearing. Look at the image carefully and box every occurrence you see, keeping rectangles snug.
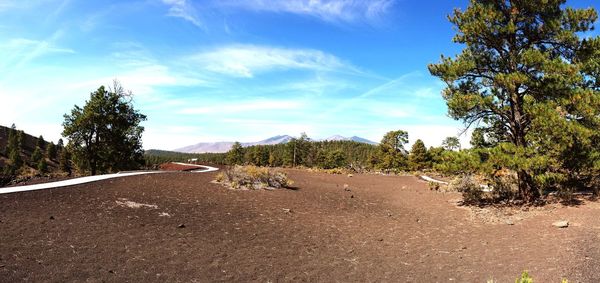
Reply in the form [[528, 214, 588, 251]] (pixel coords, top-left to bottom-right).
[[1, 169, 599, 282]]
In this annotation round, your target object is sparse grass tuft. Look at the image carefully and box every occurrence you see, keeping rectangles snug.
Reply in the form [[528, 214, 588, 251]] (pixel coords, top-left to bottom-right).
[[515, 270, 534, 283]]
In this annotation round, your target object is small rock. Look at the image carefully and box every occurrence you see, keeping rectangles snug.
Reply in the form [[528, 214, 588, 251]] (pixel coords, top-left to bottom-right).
[[49, 216, 55, 220], [553, 220, 569, 228], [505, 220, 514, 225], [347, 174, 353, 178], [177, 224, 186, 228], [378, 238, 383, 242], [350, 195, 354, 199], [283, 208, 292, 213]]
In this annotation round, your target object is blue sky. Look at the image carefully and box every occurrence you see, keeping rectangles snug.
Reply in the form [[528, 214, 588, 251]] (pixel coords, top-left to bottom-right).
[[1, 0, 598, 150]]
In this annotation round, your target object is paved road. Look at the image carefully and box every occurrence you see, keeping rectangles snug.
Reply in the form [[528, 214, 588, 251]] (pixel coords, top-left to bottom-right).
[[0, 164, 219, 194]]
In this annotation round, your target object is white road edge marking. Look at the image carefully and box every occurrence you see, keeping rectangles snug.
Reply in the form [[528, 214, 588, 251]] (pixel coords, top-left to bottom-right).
[[0, 164, 219, 195]]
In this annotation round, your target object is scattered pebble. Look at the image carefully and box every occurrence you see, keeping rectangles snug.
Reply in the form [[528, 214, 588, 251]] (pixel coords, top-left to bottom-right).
[[350, 195, 354, 199], [49, 216, 55, 220], [347, 174, 353, 178], [505, 220, 514, 225], [552, 220, 569, 228], [283, 208, 292, 213], [178, 224, 186, 228]]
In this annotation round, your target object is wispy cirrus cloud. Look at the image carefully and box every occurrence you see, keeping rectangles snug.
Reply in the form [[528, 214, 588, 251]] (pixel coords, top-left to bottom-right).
[[161, 0, 203, 28], [0, 35, 74, 75], [219, 0, 396, 24], [188, 44, 355, 78], [179, 100, 304, 115]]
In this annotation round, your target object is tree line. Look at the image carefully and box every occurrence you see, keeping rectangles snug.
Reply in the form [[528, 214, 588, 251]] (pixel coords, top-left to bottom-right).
[[144, 131, 467, 173]]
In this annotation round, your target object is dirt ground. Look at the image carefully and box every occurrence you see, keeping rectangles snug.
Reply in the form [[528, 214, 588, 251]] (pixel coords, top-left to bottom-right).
[[1, 168, 600, 282]]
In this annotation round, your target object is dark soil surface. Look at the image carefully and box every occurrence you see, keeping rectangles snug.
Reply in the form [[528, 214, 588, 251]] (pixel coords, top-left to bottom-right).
[[1, 168, 600, 282]]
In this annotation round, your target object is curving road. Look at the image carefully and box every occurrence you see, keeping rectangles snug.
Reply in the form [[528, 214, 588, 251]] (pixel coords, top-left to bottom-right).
[[0, 164, 219, 195]]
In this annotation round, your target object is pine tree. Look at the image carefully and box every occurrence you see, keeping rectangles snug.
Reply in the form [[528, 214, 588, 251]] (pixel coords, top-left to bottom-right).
[[31, 147, 43, 164], [5, 149, 23, 175], [226, 142, 245, 165], [409, 139, 429, 170], [6, 124, 18, 154], [36, 135, 45, 150], [17, 130, 25, 149], [37, 158, 48, 174], [4, 124, 23, 175], [429, 0, 600, 201], [59, 148, 72, 175], [62, 81, 147, 175], [442, 137, 461, 151], [377, 130, 409, 171], [46, 142, 57, 160]]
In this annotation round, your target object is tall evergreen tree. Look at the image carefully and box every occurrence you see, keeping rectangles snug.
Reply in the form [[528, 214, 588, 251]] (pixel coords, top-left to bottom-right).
[[36, 135, 45, 149], [377, 130, 409, 171], [59, 147, 72, 175], [17, 130, 25, 149], [409, 139, 429, 170], [429, 0, 600, 201], [226, 142, 245, 165], [442, 137, 461, 151], [4, 124, 23, 175], [5, 149, 23, 175], [37, 158, 48, 174], [62, 82, 147, 175], [46, 142, 57, 160], [31, 147, 43, 164]]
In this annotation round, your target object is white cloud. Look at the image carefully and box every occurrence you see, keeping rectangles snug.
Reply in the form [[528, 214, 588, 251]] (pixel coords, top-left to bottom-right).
[[0, 36, 74, 72], [179, 100, 304, 114], [189, 44, 353, 78], [219, 0, 395, 24], [162, 0, 203, 28]]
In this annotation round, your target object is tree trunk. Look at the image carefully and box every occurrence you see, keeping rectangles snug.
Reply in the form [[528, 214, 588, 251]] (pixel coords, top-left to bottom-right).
[[508, 91, 539, 202], [518, 170, 539, 202]]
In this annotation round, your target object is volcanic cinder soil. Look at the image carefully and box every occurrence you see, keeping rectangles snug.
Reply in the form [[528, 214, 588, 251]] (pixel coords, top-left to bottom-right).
[[1, 169, 600, 282]]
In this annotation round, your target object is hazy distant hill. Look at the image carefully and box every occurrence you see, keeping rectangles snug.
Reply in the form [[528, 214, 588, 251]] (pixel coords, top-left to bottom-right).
[[323, 135, 378, 145], [174, 135, 294, 153], [173, 134, 376, 153]]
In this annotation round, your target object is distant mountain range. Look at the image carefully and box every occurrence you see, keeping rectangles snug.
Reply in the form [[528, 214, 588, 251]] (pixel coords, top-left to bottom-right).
[[174, 134, 377, 153]]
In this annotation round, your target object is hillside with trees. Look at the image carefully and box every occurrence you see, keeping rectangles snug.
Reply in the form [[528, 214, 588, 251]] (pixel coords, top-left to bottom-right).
[[0, 124, 68, 185]]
